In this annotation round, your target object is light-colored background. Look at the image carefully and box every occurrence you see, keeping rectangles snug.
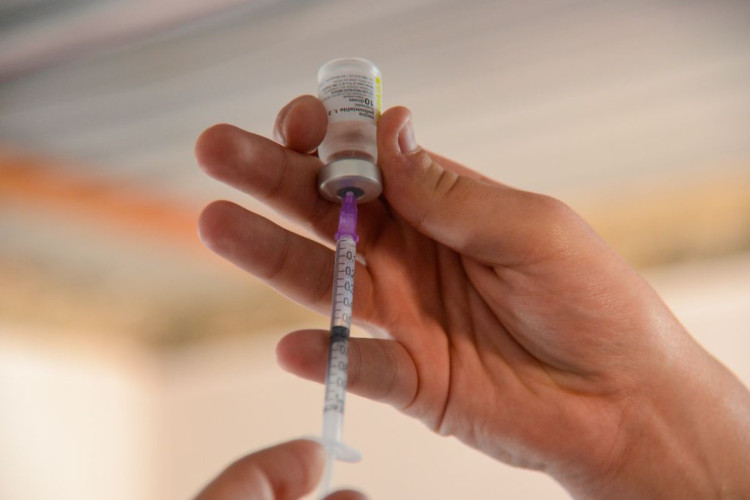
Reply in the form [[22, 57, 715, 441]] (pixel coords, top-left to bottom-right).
[[1, 1, 749, 499]]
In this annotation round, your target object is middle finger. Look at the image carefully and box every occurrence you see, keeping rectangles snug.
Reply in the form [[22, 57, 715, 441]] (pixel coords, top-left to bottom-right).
[[196, 123, 341, 234]]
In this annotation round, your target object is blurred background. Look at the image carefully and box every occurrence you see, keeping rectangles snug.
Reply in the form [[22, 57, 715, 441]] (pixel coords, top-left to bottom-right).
[[1, 0, 749, 498]]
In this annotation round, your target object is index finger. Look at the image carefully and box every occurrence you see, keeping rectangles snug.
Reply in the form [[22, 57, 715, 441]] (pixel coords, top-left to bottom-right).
[[194, 439, 324, 500], [273, 95, 327, 154], [196, 123, 339, 236]]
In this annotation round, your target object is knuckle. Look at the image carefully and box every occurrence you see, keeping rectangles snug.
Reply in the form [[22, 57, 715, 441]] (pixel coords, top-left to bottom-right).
[[535, 194, 576, 223], [529, 193, 590, 258]]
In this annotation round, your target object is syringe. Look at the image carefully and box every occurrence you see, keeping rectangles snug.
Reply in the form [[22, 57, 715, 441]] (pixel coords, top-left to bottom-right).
[[318, 190, 361, 497], [315, 57, 383, 497]]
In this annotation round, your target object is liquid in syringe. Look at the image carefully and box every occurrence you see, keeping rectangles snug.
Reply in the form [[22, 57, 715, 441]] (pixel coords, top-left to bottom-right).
[[318, 190, 361, 495]]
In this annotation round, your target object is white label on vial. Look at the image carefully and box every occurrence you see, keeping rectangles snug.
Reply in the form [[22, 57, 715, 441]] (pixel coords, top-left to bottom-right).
[[319, 73, 382, 124]]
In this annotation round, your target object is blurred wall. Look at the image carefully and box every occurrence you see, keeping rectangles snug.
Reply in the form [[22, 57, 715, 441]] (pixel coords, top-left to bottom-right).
[[0, 328, 157, 500]]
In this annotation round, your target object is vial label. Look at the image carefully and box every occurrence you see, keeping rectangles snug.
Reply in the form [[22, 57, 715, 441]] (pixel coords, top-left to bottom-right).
[[319, 73, 382, 124]]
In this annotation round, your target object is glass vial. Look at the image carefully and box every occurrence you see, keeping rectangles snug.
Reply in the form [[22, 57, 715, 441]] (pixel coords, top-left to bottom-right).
[[317, 58, 383, 203]]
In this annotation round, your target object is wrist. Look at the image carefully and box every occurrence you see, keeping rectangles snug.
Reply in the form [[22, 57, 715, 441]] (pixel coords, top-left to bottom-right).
[[562, 342, 750, 499]]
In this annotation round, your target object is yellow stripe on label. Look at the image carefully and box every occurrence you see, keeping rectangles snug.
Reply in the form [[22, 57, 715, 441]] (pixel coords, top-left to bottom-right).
[[375, 75, 382, 121]]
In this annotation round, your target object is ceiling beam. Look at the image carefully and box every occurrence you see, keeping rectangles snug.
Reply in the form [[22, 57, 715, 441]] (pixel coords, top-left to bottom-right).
[[1, 147, 749, 346], [0, 147, 203, 251]]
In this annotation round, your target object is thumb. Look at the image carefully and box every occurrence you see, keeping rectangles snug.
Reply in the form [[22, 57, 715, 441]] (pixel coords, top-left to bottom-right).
[[377, 106, 580, 266]]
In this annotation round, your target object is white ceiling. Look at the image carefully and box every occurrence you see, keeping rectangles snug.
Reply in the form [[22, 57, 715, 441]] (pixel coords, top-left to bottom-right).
[[1, 0, 749, 340], [2, 0, 749, 199]]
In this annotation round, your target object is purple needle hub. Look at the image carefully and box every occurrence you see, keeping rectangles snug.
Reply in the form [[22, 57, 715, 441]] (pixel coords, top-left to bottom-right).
[[335, 191, 359, 242]]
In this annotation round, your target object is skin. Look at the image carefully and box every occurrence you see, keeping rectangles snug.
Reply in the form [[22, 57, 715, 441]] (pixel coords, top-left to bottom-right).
[[194, 439, 364, 500], [195, 95, 750, 499]]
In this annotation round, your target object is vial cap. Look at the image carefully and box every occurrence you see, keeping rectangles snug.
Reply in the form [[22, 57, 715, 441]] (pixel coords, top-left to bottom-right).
[[317, 158, 382, 203]]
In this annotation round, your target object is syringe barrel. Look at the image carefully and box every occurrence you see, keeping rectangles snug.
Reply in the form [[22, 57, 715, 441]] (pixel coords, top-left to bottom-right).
[[317, 58, 383, 203], [322, 395, 344, 443]]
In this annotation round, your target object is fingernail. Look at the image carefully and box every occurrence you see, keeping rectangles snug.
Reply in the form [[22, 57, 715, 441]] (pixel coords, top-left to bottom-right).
[[398, 118, 418, 154], [273, 116, 287, 145], [273, 100, 298, 145]]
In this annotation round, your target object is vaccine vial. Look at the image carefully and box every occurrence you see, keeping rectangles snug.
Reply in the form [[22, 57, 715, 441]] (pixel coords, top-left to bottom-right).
[[317, 58, 383, 203]]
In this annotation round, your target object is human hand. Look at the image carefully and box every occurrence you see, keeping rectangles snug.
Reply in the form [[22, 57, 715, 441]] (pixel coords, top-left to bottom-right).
[[194, 439, 365, 500], [196, 96, 750, 498]]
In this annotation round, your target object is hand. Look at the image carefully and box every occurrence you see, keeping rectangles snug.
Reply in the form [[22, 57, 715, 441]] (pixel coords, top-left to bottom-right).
[[196, 96, 750, 498], [194, 439, 365, 500]]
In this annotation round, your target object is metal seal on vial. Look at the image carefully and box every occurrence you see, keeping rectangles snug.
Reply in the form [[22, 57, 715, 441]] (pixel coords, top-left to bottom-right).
[[316, 57, 383, 204], [318, 158, 382, 203]]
